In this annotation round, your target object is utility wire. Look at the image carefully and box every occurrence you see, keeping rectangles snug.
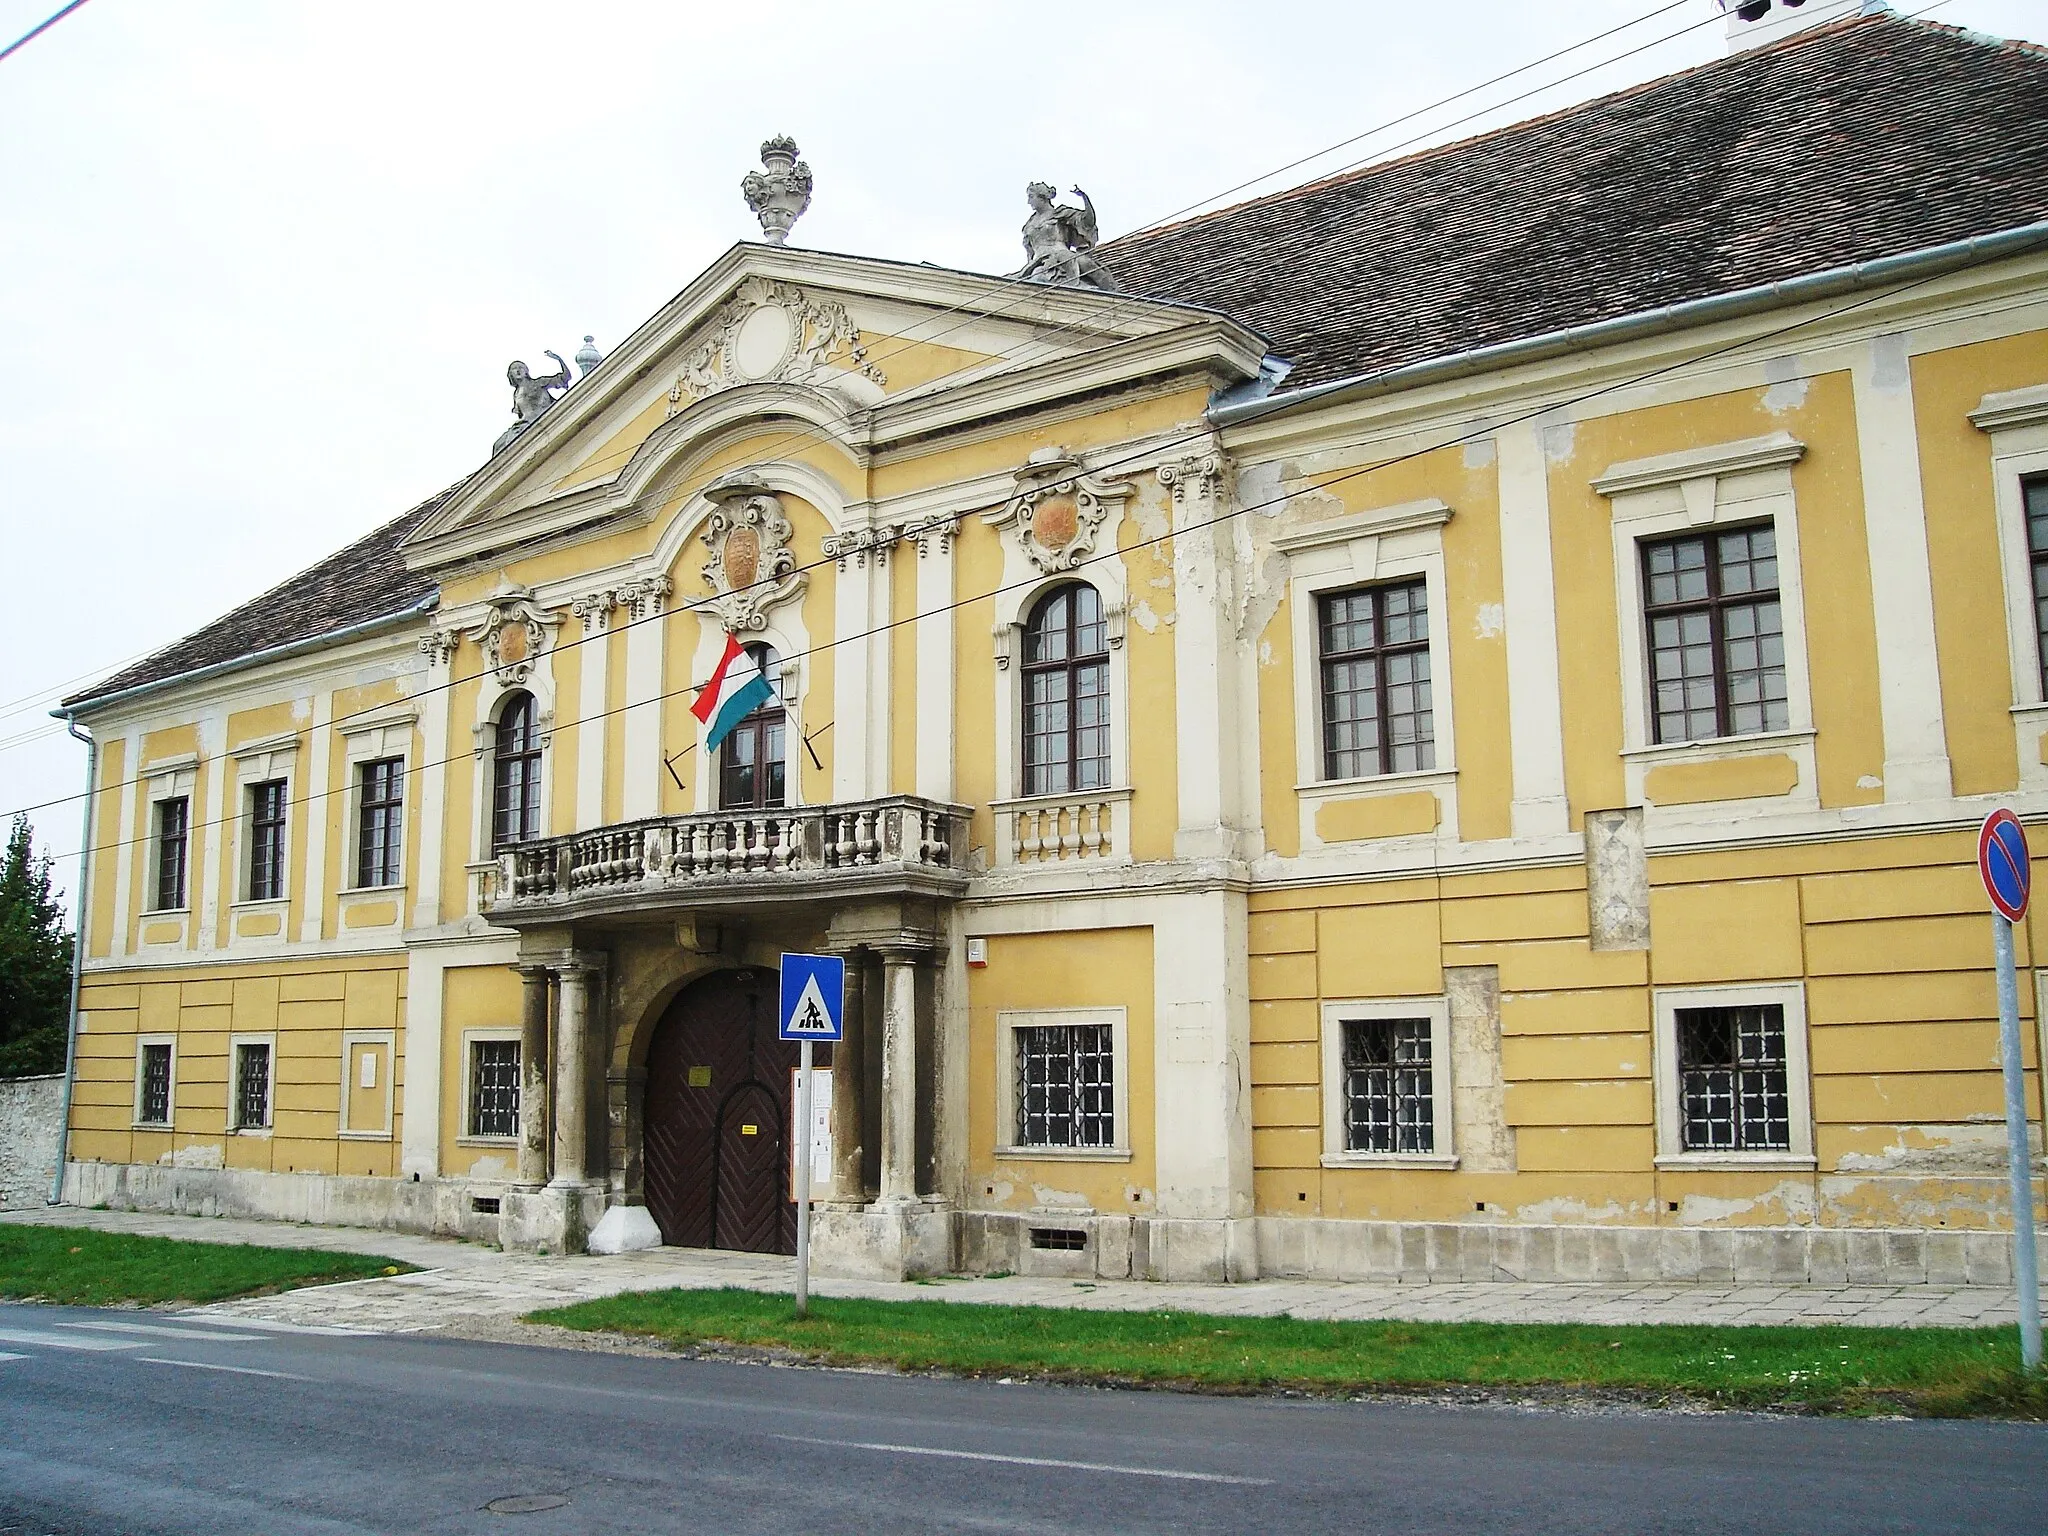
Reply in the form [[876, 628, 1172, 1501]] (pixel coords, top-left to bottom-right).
[[0, 0, 88, 66]]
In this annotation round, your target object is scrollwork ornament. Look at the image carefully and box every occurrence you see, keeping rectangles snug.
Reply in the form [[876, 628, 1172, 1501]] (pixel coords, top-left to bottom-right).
[[664, 276, 886, 418], [462, 580, 562, 687], [983, 446, 1128, 576], [699, 471, 805, 634]]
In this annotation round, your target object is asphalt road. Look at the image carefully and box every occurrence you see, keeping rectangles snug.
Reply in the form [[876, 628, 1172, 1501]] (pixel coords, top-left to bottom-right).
[[0, 1302, 2041, 1535]]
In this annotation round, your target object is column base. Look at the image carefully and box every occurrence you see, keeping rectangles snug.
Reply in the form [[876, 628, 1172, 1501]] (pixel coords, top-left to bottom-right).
[[499, 1183, 605, 1255], [812, 1201, 953, 1281], [588, 1203, 664, 1255]]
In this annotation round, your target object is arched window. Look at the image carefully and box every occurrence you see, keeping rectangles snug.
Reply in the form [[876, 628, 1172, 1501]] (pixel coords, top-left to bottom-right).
[[719, 644, 788, 810], [1022, 584, 1110, 797], [492, 692, 543, 852]]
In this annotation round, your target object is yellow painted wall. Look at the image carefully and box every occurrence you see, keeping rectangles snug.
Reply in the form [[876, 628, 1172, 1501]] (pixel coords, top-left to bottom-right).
[[439, 962, 524, 1178]]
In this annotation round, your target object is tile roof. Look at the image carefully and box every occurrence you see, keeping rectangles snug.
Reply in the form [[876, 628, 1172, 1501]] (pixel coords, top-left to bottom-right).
[[63, 490, 453, 708], [1097, 14, 2048, 391]]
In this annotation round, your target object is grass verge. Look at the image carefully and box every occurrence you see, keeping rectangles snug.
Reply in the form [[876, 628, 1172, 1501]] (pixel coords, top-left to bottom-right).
[[0, 1225, 413, 1306], [529, 1286, 2048, 1418]]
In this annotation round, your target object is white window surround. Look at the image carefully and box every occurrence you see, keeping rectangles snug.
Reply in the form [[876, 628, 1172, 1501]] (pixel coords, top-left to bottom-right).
[[1970, 384, 2048, 789], [458, 1027, 523, 1146], [1650, 981, 1815, 1170], [470, 683, 554, 913], [1318, 995, 1458, 1169], [1595, 433, 1819, 816], [993, 1006, 1132, 1161], [132, 1034, 176, 1129], [1273, 498, 1459, 852], [140, 758, 199, 921], [686, 619, 810, 814], [228, 732, 298, 915], [339, 1029, 396, 1140], [228, 1032, 277, 1136], [340, 708, 416, 895]]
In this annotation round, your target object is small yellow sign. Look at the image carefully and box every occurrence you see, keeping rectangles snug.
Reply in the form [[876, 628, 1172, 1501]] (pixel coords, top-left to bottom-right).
[[687, 1066, 711, 1088], [740, 1123, 758, 1135]]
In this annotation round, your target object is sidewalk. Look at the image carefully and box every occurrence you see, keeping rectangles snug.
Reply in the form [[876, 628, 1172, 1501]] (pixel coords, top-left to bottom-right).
[[2, 1205, 2022, 1334]]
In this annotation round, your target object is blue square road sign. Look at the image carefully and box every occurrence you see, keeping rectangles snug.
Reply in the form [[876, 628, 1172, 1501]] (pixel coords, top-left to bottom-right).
[[779, 953, 845, 1041]]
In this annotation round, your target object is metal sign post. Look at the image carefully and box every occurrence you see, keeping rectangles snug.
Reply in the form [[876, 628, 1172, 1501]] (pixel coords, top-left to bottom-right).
[[1978, 809, 2042, 1372], [778, 953, 845, 1322]]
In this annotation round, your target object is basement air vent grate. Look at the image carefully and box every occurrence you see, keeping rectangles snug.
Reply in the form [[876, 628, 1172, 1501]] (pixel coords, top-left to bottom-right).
[[471, 1196, 502, 1215], [1029, 1227, 1086, 1252]]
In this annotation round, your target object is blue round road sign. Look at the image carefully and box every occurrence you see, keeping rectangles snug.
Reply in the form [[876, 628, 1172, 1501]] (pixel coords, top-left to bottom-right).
[[1979, 808, 2031, 923]]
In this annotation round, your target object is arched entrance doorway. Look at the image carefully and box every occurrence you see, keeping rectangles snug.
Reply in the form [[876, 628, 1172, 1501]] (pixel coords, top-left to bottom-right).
[[642, 968, 829, 1254]]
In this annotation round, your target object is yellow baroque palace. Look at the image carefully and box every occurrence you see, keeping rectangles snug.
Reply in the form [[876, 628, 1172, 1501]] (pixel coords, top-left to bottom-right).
[[51, 14, 2048, 1282]]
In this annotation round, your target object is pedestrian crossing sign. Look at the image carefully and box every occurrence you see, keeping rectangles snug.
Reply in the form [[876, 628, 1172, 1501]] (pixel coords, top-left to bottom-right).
[[778, 952, 845, 1041]]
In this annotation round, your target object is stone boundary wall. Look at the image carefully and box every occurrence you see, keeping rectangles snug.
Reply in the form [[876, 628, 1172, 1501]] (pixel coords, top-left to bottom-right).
[[0, 1076, 63, 1210]]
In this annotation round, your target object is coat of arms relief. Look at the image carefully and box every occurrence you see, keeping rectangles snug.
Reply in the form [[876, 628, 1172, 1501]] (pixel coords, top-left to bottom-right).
[[984, 446, 1131, 576], [665, 276, 886, 419], [699, 471, 806, 634], [462, 580, 562, 686]]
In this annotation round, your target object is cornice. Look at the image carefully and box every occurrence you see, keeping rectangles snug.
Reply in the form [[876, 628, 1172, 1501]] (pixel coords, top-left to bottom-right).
[[1592, 432, 1806, 496], [1971, 382, 2048, 434]]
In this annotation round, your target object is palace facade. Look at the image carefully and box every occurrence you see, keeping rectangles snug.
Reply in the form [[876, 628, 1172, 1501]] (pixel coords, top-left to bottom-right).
[[53, 13, 2048, 1283]]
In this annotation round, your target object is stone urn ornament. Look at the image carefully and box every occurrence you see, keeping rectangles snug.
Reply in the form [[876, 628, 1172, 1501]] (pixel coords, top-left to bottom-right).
[[742, 135, 813, 245]]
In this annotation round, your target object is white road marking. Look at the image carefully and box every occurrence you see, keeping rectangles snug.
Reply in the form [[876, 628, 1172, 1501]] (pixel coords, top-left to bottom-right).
[[136, 1357, 307, 1381], [0, 1352, 23, 1363], [55, 1320, 262, 1343], [770, 1434, 1271, 1485], [0, 1328, 140, 1352]]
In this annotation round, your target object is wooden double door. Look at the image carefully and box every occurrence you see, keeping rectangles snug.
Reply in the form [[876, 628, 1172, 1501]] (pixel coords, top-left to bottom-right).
[[643, 968, 829, 1254]]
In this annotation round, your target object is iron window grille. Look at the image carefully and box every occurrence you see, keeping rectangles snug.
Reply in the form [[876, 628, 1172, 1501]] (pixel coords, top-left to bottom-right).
[[1022, 584, 1111, 797], [1341, 1016, 1435, 1153], [138, 1043, 172, 1126], [248, 780, 287, 901], [1641, 524, 1788, 744], [233, 1043, 271, 1131], [1013, 1023, 1115, 1148], [356, 758, 404, 888], [154, 797, 189, 911], [492, 694, 543, 853], [469, 1040, 521, 1139], [719, 645, 788, 811], [1318, 579, 1434, 779], [2025, 475, 2048, 696], [1675, 1004, 1791, 1152]]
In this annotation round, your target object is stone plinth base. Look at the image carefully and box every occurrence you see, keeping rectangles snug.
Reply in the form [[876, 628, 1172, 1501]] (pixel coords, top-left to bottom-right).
[[588, 1203, 664, 1254], [499, 1184, 606, 1255], [812, 1202, 954, 1281], [954, 1212, 1258, 1282]]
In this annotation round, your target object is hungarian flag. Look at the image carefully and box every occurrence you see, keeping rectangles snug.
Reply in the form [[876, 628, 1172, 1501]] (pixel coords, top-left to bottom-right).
[[691, 634, 774, 753]]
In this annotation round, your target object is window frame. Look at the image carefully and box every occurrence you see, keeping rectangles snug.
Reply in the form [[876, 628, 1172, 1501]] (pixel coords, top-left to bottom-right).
[[1638, 523, 1790, 746], [717, 644, 790, 812], [459, 1028, 523, 1145], [1316, 575, 1437, 780], [1971, 387, 2048, 789], [1651, 982, 1814, 1170], [151, 795, 190, 913], [354, 757, 405, 890], [993, 1007, 1131, 1161], [490, 692, 546, 855], [1319, 996, 1456, 1168], [228, 1033, 276, 1135], [1019, 583, 1114, 800], [132, 1035, 176, 1129], [245, 778, 289, 902]]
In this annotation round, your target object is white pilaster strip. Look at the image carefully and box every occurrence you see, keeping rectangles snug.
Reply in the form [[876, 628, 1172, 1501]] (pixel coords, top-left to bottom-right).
[[870, 551, 894, 795], [399, 946, 444, 1179], [833, 554, 874, 801], [109, 728, 139, 958], [913, 527, 955, 801], [411, 646, 451, 930], [194, 709, 227, 952], [621, 599, 664, 820], [576, 611, 609, 830], [1495, 422, 1572, 837], [1151, 890, 1255, 1253], [298, 692, 331, 943], [1164, 455, 1239, 859], [1852, 334, 1953, 803]]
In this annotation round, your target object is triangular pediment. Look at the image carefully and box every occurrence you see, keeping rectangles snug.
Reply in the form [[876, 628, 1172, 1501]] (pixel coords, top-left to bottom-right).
[[403, 243, 1263, 573]]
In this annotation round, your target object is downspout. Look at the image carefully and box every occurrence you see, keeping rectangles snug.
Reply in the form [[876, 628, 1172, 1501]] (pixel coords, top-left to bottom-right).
[[47, 716, 94, 1204]]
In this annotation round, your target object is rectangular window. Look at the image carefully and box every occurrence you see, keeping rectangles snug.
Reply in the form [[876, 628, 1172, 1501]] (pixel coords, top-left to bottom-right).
[[1341, 1016, 1435, 1153], [247, 780, 287, 901], [1641, 525, 1788, 744], [137, 1043, 172, 1126], [356, 758, 404, 888], [2025, 476, 2048, 697], [1318, 579, 1434, 778], [469, 1039, 521, 1139], [1013, 1024, 1114, 1148], [154, 797, 189, 911], [1674, 1004, 1790, 1152], [233, 1042, 272, 1131]]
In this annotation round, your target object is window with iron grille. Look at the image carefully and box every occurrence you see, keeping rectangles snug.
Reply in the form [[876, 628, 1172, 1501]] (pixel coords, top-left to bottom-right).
[[137, 1043, 172, 1126], [469, 1039, 521, 1139], [356, 758, 404, 888], [1641, 524, 1788, 743], [1341, 1017, 1435, 1153], [1022, 585, 1111, 796], [1675, 1004, 1790, 1152], [1318, 579, 1433, 779], [492, 694, 543, 853], [247, 780, 287, 901], [719, 645, 788, 811], [154, 797, 189, 911], [2025, 476, 2048, 696], [233, 1042, 271, 1131], [1013, 1023, 1114, 1148]]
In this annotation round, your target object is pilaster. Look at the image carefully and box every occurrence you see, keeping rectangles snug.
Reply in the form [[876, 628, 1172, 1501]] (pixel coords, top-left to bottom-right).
[[619, 578, 670, 819], [410, 636, 453, 929], [1161, 449, 1247, 860], [570, 593, 612, 830], [1495, 421, 1572, 837], [297, 691, 331, 944]]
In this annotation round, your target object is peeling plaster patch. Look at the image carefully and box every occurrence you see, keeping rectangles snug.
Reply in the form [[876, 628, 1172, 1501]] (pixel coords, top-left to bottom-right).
[[1237, 551, 1289, 647], [1857, 774, 1883, 790], [1258, 639, 1274, 667], [169, 1144, 224, 1170], [291, 698, 312, 724], [467, 1155, 512, 1181], [1676, 1181, 1817, 1227], [986, 1179, 1016, 1204], [1872, 332, 1912, 391], [1124, 1184, 1155, 1209], [1283, 486, 1347, 528], [1130, 600, 1162, 634], [1762, 355, 1809, 414], [1513, 1196, 1632, 1225], [1238, 461, 1285, 520], [1474, 602, 1505, 639], [1541, 420, 1577, 463], [1150, 575, 1172, 589], [1133, 492, 1170, 544], [1462, 432, 1497, 469], [1834, 1123, 2030, 1175], [1030, 1183, 1092, 1212]]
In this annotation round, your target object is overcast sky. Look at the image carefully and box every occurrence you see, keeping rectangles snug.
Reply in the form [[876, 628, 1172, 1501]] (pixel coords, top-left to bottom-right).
[[2, 0, 2041, 909]]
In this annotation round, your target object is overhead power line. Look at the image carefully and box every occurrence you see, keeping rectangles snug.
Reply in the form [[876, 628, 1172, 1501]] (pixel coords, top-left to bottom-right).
[[0, 0, 90, 67]]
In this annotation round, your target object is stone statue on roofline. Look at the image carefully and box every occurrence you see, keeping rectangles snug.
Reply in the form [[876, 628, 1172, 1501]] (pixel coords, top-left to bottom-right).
[[1014, 182, 1118, 292], [492, 350, 573, 455]]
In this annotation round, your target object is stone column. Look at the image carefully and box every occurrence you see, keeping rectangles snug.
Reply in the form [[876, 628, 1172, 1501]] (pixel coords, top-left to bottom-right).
[[832, 952, 866, 1201], [877, 949, 919, 1205], [516, 964, 552, 1188], [548, 960, 595, 1188]]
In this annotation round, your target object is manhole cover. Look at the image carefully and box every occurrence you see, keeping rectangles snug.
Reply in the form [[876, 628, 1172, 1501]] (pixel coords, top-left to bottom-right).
[[485, 1494, 571, 1514]]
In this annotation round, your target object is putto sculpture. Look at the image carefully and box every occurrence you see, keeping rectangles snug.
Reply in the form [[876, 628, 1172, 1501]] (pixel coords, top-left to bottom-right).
[[743, 135, 813, 246], [492, 351, 573, 455], [1014, 182, 1117, 292]]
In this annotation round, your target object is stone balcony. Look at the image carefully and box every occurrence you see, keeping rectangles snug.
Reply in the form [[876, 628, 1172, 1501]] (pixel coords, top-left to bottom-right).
[[481, 794, 973, 927]]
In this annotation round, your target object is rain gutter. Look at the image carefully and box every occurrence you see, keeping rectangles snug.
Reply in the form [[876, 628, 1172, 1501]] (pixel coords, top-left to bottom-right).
[[47, 718, 93, 1204]]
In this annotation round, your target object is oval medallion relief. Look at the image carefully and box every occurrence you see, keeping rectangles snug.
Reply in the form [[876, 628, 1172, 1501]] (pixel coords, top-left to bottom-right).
[[732, 305, 796, 381], [497, 623, 530, 665], [1031, 495, 1079, 551], [723, 525, 762, 589]]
